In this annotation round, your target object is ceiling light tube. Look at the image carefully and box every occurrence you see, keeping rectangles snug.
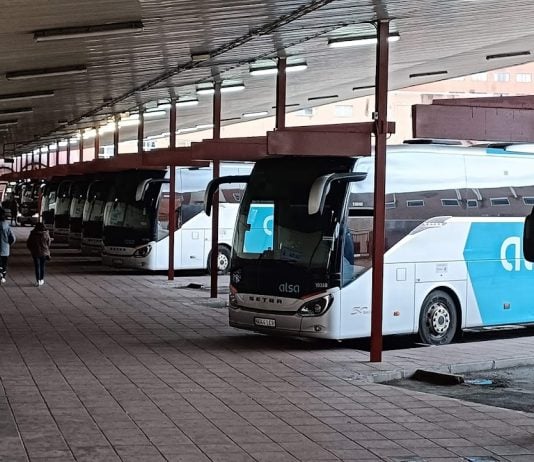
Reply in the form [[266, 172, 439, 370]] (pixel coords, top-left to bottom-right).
[[0, 120, 18, 127], [34, 21, 144, 42], [0, 90, 55, 102], [250, 62, 308, 76], [197, 87, 215, 96], [118, 119, 140, 128], [58, 140, 69, 147], [196, 124, 214, 130], [328, 32, 400, 48], [353, 85, 375, 91], [6, 65, 88, 80], [176, 98, 199, 107], [0, 107, 33, 116], [243, 111, 269, 118], [221, 83, 245, 93], [486, 50, 531, 60], [144, 110, 167, 118], [409, 70, 448, 78]]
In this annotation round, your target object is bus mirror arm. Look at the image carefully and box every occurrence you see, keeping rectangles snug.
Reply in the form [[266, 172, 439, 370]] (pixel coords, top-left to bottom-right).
[[523, 210, 534, 262], [204, 175, 250, 216], [308, 172, 367, 215]]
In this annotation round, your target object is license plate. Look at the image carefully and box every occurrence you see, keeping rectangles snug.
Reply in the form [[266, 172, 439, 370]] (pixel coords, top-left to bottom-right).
[[254, 317, 276, 328], [112, 259, 123, 265]]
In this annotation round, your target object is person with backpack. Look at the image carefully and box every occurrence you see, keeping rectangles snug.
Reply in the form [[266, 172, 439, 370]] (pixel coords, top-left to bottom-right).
[[0, 208, 16, 285], [26, 222, 51, 287]]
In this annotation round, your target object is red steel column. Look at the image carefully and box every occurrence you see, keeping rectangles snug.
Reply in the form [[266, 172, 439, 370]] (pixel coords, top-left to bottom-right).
[[168, 101, 177, 281], [67, 140, 71, 165], [38, 149, 42, 169], [137, 110, 144, 155], [94, 128, 100, 159], [56, 141, 60, 166], [210, 82, 222, 298], [80, 133, 84, 163], [370, 19, 390, 363], [276, 57, 287, 130], [113, 115, 119, 156]]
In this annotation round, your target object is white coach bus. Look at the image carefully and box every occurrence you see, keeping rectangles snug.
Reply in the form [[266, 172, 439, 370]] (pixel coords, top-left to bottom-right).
[[102, 162, 252, 272], [206, 144, 534, 345]]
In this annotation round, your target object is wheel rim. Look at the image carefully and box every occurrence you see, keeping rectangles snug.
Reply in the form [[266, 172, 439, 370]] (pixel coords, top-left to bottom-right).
[[426, 301, 450, 336], [217, 252, 229, 271]]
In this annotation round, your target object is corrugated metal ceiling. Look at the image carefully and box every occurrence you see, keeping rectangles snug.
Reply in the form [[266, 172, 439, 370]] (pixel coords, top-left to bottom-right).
[[2, 0, 534, 156]]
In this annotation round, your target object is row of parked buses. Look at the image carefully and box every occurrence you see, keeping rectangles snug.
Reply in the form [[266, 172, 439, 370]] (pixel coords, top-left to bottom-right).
[[38, 163, 252, 273], [0, 181, 40, 226]]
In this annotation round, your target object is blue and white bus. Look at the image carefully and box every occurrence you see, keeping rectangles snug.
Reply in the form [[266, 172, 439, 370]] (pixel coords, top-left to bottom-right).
[[207, 144, 534, 345], [102, 163, 252, 272]]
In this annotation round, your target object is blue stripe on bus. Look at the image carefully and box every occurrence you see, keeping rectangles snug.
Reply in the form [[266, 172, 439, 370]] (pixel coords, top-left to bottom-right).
[[463, 222, 534, 325]]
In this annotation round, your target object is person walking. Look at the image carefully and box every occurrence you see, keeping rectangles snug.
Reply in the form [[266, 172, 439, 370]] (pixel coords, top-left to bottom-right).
[[0, 208, 16, 285], [9, 198, 18, 227], [26, 222, 50, 287]]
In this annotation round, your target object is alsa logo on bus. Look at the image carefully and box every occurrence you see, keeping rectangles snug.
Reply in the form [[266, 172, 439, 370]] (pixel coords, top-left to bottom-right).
[[278, 283, 300, 294], [501, 236, 533, 271]]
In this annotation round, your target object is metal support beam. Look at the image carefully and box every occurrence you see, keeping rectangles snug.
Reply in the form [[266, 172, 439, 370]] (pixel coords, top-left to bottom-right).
[[168, 101, 177, 281], [276, 57, 287, 130], [370, 19, 390, 363], [94, 128, 100, 160], [137, 110, 144, 155], [210, 82, 222, 298], [38, 150, 42, 169], [80, 133, 84, 162], [67, 140, 71, 165], [56, 141, 60, 166], [113, 115, 119, 156]]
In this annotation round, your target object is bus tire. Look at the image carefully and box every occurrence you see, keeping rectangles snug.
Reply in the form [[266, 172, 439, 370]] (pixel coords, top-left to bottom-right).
[[418, 290, 458, 345], [208, 246, 231, 275]]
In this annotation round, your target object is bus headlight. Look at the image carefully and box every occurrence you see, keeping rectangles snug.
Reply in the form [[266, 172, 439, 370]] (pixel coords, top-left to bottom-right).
[[133, 245, 152, 258], [297, 295, 333, 317]]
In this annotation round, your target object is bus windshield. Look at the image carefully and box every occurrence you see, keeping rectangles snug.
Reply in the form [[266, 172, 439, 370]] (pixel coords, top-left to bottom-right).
[[233, 157, 354, 276], [103, 201, 152, 231]]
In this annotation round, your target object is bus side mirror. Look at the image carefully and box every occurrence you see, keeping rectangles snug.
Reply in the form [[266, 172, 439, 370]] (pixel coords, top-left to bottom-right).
[[524, 212, 534, 262], [308, 172, 368, 215], [204, 175, 250, 216]]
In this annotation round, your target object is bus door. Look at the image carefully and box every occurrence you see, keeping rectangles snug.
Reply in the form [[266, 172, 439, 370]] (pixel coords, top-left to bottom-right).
[[179, 204, 206, 269]]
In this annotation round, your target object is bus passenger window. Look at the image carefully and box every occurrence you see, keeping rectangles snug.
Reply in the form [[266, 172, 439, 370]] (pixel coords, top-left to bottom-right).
[[343, 215, 373, 286]]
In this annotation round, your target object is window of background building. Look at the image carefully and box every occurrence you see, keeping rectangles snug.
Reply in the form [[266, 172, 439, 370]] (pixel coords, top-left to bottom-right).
[[294, 108, 314, 117], [516, 73, 532, 83], [335, 105, 353, 118], [471, 72, 487, 81], [494, 72, 510, 82]]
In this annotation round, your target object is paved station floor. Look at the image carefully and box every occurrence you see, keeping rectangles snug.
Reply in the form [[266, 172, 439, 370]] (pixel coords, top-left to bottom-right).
[[2, 227, 534, 462]]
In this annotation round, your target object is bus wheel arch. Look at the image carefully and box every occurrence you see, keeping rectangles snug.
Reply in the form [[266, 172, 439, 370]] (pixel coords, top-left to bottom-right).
[[207, 244, 231, 275], [418, 287, 461, 345]]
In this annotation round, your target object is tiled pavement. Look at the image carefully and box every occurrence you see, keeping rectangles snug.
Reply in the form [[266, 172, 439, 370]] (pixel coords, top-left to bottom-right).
[[2, 228, 534, 461]]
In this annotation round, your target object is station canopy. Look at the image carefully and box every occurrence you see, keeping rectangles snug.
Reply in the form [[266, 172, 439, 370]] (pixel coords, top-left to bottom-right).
[[2, 0, 534, 157]]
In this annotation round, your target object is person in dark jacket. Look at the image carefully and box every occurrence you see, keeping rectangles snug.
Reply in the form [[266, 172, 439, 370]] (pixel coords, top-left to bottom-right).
[[26, 222, 51, 287], [0, 208, 16, 285]]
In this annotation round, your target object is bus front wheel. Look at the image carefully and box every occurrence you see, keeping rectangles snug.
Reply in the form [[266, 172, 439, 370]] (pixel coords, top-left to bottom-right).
[[207, 246, 231, 275], [418, 290, 458, 345]]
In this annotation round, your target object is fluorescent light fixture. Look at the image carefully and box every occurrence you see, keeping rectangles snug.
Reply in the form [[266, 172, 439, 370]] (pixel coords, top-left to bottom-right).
[[178, 127, 197, 133], [98, 122, 115, 134], [176, 98, 199, 107], [197, 86, 215, 96], [328, 32, 400, 48], [221, 117, 242, 122], [191, 52, 211, 62], [6, 65, 88, 80], [33, 148, 40, 155], [486, 50, 531, 60], [0, 120, 18, 127], [271, 103, 300, 109], [221, 83, 245, 93], [144, 110, 167, 119], [49, 144, 57, 151], [58, 140, 69, 147], [250, 62, 308, 76], [0, 90, 55, 102], [196, 124, 214, 130], [353, 85, 375, 91], [0, 107, 33, 116], [243, 111, 269, 118], [409, 70, 448, 78], [157, 103, 172, 110], [118, 119, 140, 128], [308, 94, 338, 101], [34, 21, 144, 42]]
